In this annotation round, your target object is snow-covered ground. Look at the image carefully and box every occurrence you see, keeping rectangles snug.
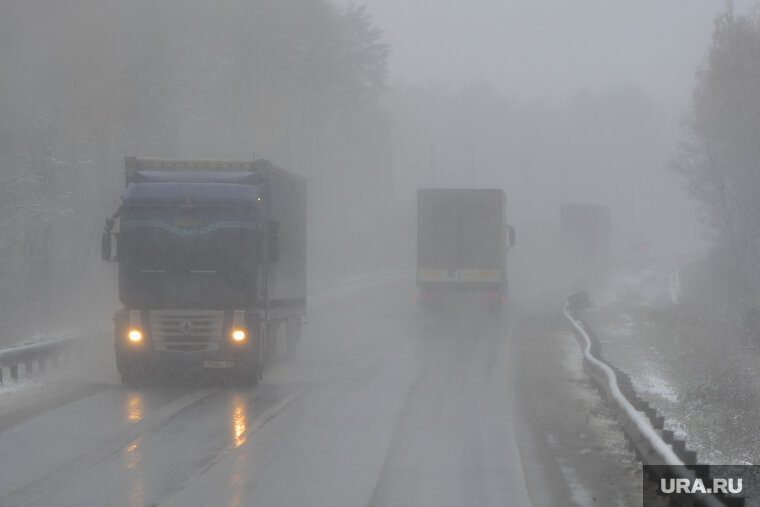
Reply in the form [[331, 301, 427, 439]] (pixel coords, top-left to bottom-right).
[[583, 258, 760, 465]]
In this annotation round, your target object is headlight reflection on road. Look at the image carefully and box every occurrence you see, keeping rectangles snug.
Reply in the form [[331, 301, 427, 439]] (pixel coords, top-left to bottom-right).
[[125, 440, 141, 469], [122, 393, 145, 506], [230, 393, 248, 448], [225, 393, 251, 507], [227, 454, 248, 507], [125, 392, 144, 423], [123, 436, 144, 507]]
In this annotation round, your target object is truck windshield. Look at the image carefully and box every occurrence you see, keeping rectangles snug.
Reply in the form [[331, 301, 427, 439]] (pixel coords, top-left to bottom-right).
[[120, 206, 259, 273]]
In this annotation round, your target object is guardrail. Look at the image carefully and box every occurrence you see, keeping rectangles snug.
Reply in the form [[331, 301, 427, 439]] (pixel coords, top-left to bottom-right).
[[0, 336, 82, 384], [564, 291, 744, 507]]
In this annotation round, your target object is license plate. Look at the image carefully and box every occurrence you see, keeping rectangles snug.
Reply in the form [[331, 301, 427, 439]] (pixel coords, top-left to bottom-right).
[[203, 360, 234, 369]]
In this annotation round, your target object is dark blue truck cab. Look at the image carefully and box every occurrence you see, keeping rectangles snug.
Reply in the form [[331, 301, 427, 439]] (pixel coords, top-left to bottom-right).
[[103, 157, 306, 384]]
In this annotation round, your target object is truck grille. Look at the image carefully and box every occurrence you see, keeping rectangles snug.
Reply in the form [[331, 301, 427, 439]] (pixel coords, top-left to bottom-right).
[[149, 310, 224, 352]]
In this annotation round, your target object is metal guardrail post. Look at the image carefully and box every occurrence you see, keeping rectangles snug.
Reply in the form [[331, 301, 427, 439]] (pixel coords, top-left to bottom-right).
[[0, 336, 82, 385]]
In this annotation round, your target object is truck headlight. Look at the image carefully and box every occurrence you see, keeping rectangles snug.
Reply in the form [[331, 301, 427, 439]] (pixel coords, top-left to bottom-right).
[[128, 310, 143, 343], [231, 310, 247, 342]]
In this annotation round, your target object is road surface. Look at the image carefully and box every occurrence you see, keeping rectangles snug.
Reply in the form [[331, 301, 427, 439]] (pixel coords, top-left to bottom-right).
[[0, 273, 638, 506]]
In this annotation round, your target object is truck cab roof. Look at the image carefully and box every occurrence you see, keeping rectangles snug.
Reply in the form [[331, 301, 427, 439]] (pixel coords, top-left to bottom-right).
[[128, 170, 262, 186], [123, 182, 261, 208]]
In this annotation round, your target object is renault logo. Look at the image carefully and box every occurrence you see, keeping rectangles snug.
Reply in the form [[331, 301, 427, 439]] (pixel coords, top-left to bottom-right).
[[179, 319, 194, 336]]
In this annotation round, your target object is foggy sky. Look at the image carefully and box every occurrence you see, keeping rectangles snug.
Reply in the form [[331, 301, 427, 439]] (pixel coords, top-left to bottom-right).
[[358, 0, 756, 103]]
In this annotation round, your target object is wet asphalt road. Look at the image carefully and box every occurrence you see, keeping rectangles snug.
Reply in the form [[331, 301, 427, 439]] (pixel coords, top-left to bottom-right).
[[0, 274, 586, 507]]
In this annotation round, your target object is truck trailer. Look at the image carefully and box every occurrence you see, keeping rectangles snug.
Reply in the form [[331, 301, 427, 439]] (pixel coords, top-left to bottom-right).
[[416, 188, 515, 308], [102, 157, 306, 384]]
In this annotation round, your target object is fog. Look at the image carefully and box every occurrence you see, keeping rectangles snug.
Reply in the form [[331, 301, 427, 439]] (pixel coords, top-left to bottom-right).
[[373, 1, 756, 252], [368, 0, 758, 263], [0, 0, 749, 342], [2, 0, 760, 503], [363, 0, 756, 101]]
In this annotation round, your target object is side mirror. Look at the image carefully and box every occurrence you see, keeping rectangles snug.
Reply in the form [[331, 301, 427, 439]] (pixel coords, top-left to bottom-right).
[[507, 225, 516, 248], [267, 220, 280, 262], [102, 232, 117, 261]]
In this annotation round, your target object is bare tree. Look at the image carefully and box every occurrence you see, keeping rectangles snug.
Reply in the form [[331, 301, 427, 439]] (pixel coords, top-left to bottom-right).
[[672, 4, 760, 332]]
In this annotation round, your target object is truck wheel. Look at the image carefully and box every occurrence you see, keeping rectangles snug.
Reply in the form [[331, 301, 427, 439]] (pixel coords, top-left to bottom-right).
[[265, 321, 278, 365], [120, 368, 142, 386], [259, 320, 273, 369], [117, 358, 146, 386], [232, 367, 259, 387], [284, 317, 301, 361]]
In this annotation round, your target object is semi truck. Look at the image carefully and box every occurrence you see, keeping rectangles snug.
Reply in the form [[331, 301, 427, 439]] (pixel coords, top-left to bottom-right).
[[416, 188, 515, 308], [102, 156, 307, 384], [559, 203, 612, 265]]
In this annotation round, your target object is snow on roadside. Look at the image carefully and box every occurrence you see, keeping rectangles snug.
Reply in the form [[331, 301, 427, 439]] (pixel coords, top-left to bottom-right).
[[0, 328, 87, 400], [639, 370, 679, 404], [583, 259, 759, 465], [0, 376, 45, 395], [0, 375, 86, 420]]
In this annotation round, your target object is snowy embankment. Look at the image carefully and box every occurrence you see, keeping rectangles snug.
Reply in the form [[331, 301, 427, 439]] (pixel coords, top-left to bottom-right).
[[0, 328, 82, 385], [583, 259, 757, 465]]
